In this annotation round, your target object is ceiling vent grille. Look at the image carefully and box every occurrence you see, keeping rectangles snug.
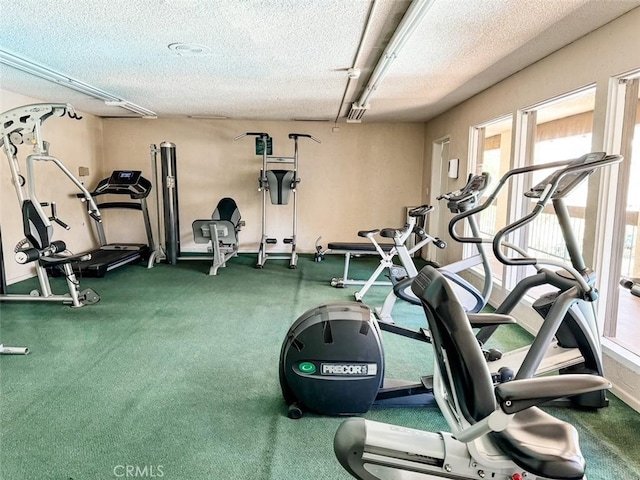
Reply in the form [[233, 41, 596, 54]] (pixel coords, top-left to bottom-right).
[[168, 43, 214, 57], [346, 103, 369, 123]]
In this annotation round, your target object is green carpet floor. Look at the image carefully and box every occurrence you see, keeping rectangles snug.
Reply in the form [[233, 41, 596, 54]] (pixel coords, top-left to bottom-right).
[[1, 254, 639, 479]]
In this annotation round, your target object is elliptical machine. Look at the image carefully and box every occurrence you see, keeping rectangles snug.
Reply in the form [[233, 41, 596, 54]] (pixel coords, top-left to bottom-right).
[[333, 266, 611, 480], [279, 301, 436, 418], [0, 103, 100, 308], [449, 152, 622, 409], [234, 132, 320, 269], [375, 173, 493, 322], [279, 177, 501, 419]]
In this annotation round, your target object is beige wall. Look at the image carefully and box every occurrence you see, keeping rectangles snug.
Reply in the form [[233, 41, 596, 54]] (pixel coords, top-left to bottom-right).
[[101, 119, 425, 254], [0, 89, 104, 283], [1, 97, 424, 283]]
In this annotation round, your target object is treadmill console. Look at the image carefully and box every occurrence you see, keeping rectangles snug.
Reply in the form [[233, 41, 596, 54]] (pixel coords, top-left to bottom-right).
[[93, 170, 152, 198], [109, 170, 142, 186]]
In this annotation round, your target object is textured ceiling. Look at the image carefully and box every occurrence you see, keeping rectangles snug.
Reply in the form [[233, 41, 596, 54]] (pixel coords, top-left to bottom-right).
[[0, 0, 638, 122]]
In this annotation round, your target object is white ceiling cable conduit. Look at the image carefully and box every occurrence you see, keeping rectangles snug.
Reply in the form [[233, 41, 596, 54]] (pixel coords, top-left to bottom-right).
[[334, 0, 379, 124], [347, 0, 435, 122], [0, 48, 157, 118]]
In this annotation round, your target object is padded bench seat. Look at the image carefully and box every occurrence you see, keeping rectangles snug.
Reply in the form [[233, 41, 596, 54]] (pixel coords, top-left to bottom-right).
[[323, 242, 395, 289], [327, 242, 394, 253]]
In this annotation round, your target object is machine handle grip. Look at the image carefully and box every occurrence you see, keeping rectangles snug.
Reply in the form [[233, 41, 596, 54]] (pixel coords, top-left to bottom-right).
[[52, 217, 70, 230], [15, 248, 40, 264], [14, 240, 66, 264], [89, 210, 102, 223], [288, 133, 321, 143], [234, 132, 270, 141]]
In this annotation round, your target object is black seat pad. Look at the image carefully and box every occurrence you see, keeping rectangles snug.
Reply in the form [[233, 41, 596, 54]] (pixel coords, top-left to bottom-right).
[[490, 407, 585, 479]]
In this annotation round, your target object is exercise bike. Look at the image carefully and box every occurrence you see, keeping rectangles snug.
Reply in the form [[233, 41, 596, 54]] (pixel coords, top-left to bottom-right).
[[448, 152, 621, 409], [351, 205, 445, 303], [375, 172, 493, 323], [333, 265, 611, 480]]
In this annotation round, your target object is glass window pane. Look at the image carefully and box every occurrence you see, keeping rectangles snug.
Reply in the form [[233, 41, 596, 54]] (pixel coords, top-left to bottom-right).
[[614, 100, 640, 356], [524, 90, 595, 295], [474, 117, 512, 283]]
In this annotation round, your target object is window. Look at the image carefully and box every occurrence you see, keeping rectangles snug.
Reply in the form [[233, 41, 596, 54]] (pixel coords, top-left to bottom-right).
[[525, 89, 595, 265], [512, 88, 596, 297], [601, 74, 640, 358], [470, 116, 513, 283]]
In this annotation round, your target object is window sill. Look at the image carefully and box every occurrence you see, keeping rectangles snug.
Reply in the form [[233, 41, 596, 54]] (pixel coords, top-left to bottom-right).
[[602, 338, 640, 375]]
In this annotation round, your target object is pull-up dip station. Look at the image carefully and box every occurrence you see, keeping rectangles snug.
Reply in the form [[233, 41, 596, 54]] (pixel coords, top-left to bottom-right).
[[235, 132, 319, 269]]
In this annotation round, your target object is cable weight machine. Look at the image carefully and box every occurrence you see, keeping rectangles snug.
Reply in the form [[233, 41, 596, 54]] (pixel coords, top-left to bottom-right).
[[234, 132, 319, 269], [0, 103, 100, 308]]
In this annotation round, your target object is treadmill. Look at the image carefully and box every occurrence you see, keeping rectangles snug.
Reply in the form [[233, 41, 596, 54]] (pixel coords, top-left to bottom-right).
[[59, 170, 154, 277]]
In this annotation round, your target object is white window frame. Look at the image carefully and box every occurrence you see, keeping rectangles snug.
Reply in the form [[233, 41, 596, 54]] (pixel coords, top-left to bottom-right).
[[468, 114, 514, 287], [596, 69, 640, 369]]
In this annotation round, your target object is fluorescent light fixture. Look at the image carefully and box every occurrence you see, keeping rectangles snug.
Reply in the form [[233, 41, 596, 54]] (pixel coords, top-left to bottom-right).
[[348, 0, 435, 120], [0, 48, 157, 118]]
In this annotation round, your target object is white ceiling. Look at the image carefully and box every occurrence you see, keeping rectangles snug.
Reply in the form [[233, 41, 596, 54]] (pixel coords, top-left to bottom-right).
[[0, 0, 638, 122]]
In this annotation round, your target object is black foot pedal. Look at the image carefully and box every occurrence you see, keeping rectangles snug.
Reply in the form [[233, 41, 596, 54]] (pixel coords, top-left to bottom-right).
[[483, 348, 502, 362], [266, 238, 277, 244], [491, 367, 514, 384], [80, 288, 101, 305], [434, 238, 447, 249]]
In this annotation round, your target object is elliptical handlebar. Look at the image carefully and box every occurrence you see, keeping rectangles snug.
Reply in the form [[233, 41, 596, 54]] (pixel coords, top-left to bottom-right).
[[447, 157, 596, 245], [234, 132, 270, 141], [447, 152, 621, 285], [491, 153, 622, 267]]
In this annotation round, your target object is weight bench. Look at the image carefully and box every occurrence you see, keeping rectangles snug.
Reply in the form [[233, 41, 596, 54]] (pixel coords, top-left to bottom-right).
[[192, 198, 244, 275], [315, 238, 395, 291]]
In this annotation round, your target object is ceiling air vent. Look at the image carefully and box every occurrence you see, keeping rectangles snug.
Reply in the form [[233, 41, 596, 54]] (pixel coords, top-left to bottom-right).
[[168, 43, 214, 57], [346, 103, 368, 123]]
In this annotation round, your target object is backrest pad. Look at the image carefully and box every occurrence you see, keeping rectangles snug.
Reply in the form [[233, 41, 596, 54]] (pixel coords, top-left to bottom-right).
[[212, 197, 241, 226], [411, 266, 496, 424]]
